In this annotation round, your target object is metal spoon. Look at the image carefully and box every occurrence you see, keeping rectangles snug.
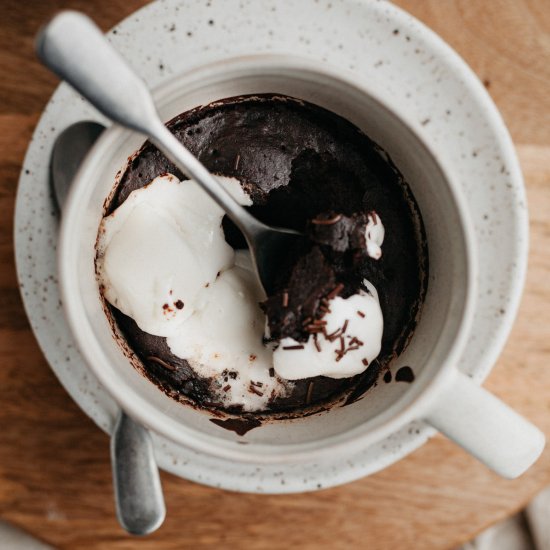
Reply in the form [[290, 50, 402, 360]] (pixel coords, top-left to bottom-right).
[[51, 121, 166, 536], [37, 10, 301, 295]]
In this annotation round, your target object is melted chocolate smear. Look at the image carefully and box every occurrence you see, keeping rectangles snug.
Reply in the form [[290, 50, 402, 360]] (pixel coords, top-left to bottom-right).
[[210, 417, 262, 436], [395, 366, 415, 383]]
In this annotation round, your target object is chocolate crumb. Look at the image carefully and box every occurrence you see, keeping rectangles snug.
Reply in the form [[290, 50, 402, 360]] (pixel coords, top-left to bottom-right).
[[361, 358, 369, 366], [396, 366, 415, 383], [269, 367, 275, 377], [174, 300, 184, 309], [249, 354, 257, 361], [223, 384, 231, 392]]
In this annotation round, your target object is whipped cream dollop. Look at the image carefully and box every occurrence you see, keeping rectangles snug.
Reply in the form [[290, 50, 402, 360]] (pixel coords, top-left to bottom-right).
[[365, 212, 385, 260], [97, 174, 385, 411], [272, 280, 383, 380]]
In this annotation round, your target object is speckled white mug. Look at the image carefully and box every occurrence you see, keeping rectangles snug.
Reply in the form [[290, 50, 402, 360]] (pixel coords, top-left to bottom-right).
[[59, 55, 544, 482]]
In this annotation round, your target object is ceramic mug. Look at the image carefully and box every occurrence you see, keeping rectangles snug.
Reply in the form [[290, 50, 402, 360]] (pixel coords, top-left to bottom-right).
[[59, 55, 544, 483]]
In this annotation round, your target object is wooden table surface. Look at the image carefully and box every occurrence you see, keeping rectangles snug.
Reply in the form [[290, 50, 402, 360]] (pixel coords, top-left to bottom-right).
[[1, 1, 549, 548]]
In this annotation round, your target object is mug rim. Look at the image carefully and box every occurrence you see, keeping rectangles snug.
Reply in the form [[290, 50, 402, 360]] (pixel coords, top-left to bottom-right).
[[59, 53, 478, 464]]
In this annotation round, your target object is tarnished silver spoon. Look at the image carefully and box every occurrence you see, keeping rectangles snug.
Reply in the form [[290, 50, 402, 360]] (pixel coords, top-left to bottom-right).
[[51, 120, 166, 536], [38, 10, 301, 295]]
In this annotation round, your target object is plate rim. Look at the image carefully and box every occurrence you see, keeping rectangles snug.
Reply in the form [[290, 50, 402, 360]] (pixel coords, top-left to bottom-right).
[[14, 0, 528, 493]]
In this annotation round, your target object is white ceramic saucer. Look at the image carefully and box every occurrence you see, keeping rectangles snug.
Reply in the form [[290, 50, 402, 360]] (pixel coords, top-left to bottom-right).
[[15, 0, 527, 493]]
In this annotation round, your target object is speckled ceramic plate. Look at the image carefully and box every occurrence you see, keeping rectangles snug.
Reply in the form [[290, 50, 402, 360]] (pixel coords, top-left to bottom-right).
[[15, 0, 527, 493]]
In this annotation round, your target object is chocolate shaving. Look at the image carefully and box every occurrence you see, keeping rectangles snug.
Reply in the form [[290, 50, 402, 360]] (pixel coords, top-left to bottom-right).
[[311, 213, 343, 225], [146, 356, 176, 371], [342, 320, 349, 334]]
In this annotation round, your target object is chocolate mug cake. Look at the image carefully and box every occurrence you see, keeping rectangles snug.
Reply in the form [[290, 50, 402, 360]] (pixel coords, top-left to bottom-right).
[[96, 94, 428, 419]]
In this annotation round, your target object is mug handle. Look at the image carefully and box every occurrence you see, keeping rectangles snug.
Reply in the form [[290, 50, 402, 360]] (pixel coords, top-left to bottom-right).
[[423, 370, 545, 478]]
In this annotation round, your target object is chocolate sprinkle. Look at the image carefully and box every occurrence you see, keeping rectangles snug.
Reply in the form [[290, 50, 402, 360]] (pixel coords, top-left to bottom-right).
[[146, 356, 176, 371], [313, 334, 322, 352], [311, 213, 343, 225], [327, 283, 345, 300], [249, 384, 264, 397], [306, 382, 314, 404], [282, 344, 305, 350]]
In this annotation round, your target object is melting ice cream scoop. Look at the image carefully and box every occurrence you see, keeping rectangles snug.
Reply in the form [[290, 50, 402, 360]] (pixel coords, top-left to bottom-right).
[[97, 174, 386, 410]]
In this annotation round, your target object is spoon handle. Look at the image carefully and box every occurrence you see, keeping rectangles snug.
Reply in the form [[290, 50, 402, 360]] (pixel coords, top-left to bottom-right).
[[36, 11, 157, 136], [36, 10, 262, 237], [111, 411, 166, 535]]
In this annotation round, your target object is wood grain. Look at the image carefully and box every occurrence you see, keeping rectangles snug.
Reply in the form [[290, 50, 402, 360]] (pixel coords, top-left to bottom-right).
[[0, 1, 549, 549]]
